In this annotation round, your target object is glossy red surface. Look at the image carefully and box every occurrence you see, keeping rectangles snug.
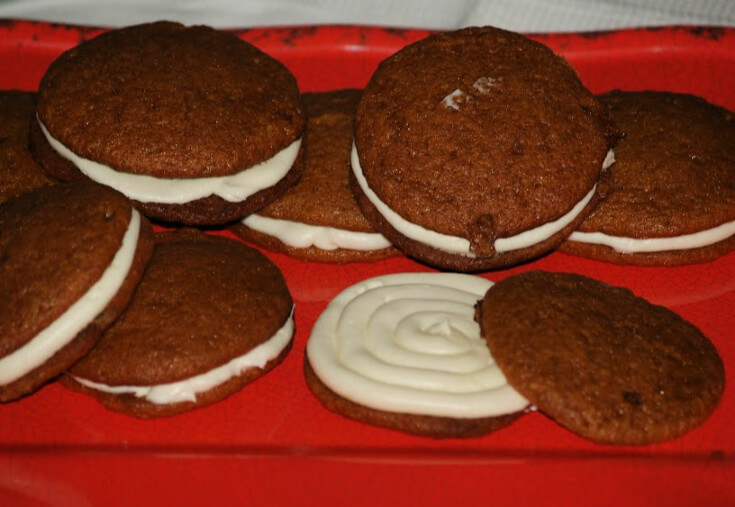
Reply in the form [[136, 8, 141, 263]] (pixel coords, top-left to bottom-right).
[[0, 20, 733, 506]]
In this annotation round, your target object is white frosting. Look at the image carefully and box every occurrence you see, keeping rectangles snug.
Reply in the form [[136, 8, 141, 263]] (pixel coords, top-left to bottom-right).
[[352, 144, 612, 256], [0, 209, 141, 386], [473, 77, 500, 93], [569, 220, 735, 253], [306, 273, 529, 418], [38, 117, 301, 205], [70, 310, 294, 405], [242, 213, 392, 251], [441, 89, 467, 110]]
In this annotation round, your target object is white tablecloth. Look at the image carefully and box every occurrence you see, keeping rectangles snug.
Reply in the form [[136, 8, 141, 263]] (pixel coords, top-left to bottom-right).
[[0, 0, 732, 32]]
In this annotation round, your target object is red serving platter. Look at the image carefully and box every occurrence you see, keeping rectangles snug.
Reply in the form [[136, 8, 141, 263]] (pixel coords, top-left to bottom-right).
[[0, 20, 734, 506]]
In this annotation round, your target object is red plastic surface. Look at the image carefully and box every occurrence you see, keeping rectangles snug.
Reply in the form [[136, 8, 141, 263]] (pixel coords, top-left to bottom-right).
[[0, 20, 733, 506]]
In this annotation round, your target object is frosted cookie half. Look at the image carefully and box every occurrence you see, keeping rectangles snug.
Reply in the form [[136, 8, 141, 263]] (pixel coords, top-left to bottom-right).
[[305, 272, 529, 438]]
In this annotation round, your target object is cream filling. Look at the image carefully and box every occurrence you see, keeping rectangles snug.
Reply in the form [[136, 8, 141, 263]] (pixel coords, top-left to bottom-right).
[[351, 144, 612, 256], [70, 311, 294, 405], [0, 209, 141, 386], [306, 273, 529, 418], [568, 220, 735, 253], [242, 213, 392, 251], [38, 117, 301, 204]]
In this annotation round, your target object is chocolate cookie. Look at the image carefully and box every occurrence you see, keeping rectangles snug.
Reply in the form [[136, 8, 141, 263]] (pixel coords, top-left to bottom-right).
[[62, 229, 294, 418], [0, 181, 154, 402], [0, 90, 37, 143], [305, 273, 529, 438], [0, 91, 55, 204], [352, 26, 615, 271], [561, 91, 735, 265], [478, 271, 725, 445], [234, 90, 398, 263], [31, 21, 304, 226]]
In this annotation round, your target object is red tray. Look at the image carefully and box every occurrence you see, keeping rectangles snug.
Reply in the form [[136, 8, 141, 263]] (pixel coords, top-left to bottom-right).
[[1, 21, 733, 506]]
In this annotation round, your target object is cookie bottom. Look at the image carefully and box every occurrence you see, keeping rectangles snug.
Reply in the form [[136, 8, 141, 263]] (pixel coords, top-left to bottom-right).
[[559, 234, 735, 266], [232, 222, 400, 263], [350, 170, 600, 272], [60, 339, 292, 418], [30, 119, 304, 226], [304, 357, 524, 439]]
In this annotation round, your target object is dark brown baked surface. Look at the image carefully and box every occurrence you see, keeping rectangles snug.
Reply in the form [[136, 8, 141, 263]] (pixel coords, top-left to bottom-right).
[[0, 90, 36, 143], [233, 89, 399, 262], [0, 91, 56, 204], [479, 271, 725, 445], [354, 26, 614, 269], [561, 91, 735, 265], [304, 356, 524, 439], [0, 181, 154, 401], [66, 228, 293, 417], [37, 21, 304, 178]]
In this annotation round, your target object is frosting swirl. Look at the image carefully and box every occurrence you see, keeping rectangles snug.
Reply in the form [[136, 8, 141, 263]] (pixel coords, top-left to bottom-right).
[[307, 273, 529, 418]]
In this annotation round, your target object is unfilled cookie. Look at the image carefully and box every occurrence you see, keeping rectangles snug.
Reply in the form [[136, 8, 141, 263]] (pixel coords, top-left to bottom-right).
[[305, 273, 529, 438], [0, 91, 55, 204], [561, 91, 735, 265], [478, 271, 725, 445], [62, 229, 294, 418], [352, 26, 615, 271], [0, 181, 154, 402], [234, 90, 399, 263], [31, 21, 304, 225]]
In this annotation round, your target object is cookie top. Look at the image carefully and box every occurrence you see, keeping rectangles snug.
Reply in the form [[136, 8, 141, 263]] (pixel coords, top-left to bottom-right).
[[69, 229, 293, 387], [0, 91, 55, 204], [478, 271, 725, 445], [38, 21, 303, 179], [563, 91, 735, 262], [306, 273, 529, 436], [354, 26, 613, 264]]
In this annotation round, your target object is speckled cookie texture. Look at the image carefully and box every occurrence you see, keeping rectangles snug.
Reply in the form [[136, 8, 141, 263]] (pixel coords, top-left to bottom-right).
[[352, 26, 615, 271], [62, 229, 294, 418], [304, 357, 522, 438], [31, 21, 304, 225], [560, 91, 735, 265], [234, 89, 399, 262], [0, 91, 55, 205], [0, 181, 154, 402], [478, 271, 725, 445]]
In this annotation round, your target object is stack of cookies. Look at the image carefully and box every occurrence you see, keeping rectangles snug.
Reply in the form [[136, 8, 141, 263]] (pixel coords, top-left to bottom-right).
[[2, 22, 302, 416], [0, 21, 729, 445]]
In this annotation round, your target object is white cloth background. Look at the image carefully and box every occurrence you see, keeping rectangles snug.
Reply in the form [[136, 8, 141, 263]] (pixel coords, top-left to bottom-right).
[[0, 0, 733, 32]]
